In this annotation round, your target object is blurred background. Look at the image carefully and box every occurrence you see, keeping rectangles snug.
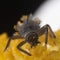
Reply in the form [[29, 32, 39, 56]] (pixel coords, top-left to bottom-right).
[[0, 0, 60, 36], [0, 0, 45, 36]]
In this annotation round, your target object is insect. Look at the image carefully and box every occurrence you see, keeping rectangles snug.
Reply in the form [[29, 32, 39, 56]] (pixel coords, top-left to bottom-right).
[[4, 14, 56, 56]]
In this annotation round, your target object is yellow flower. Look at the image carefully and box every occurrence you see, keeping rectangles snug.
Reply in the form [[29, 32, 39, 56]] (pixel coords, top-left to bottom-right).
[[0, 30, 60, 60]]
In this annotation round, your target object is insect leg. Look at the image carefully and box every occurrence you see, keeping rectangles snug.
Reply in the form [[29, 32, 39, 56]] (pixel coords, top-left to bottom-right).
[[17, 41, 31, 56], [38, 24, 56, 45], [40, 25, 48, 44], [4, 35, 22, 51], [45, 25, 48, 44], [46, 24, 56, 38]]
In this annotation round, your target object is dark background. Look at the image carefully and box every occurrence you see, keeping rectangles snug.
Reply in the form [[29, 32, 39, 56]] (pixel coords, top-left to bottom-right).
[[0, 0, 46, 36]]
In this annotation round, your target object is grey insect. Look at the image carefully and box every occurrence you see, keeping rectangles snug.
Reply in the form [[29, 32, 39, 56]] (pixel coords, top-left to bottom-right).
[[4, 14, 56, 56]]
